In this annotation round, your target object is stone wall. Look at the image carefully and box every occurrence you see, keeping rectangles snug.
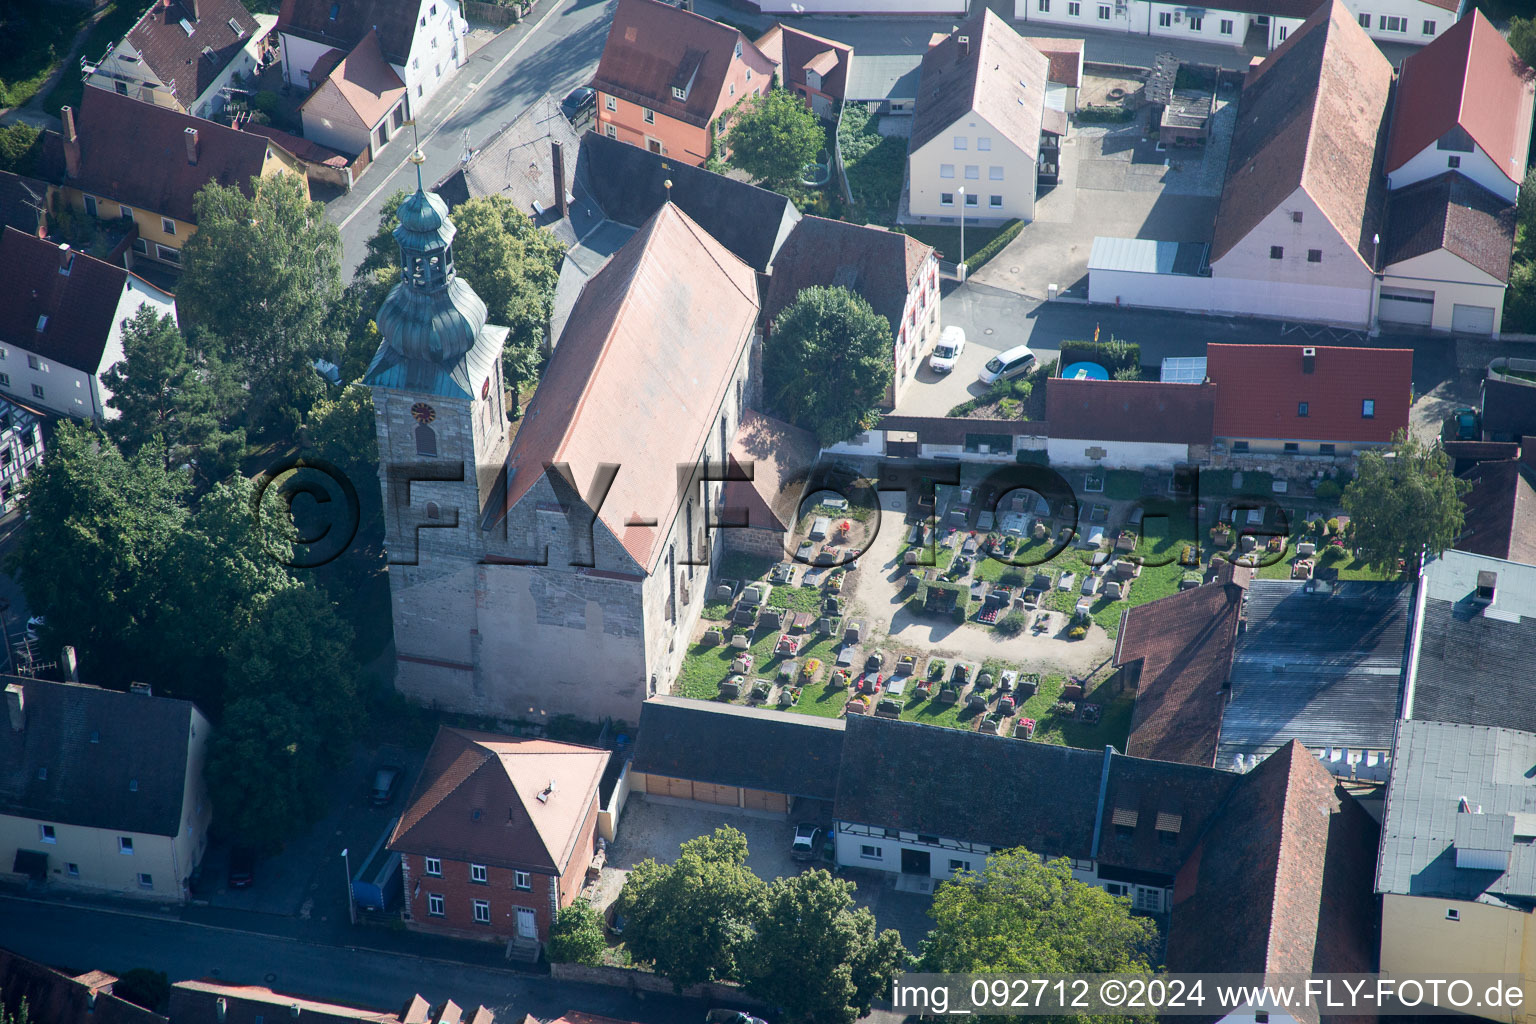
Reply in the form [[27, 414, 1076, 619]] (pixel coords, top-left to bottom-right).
[[548, 962, 770, 1009]]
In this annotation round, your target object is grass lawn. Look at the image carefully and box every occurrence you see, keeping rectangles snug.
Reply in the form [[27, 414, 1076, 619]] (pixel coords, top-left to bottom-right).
[[901, 224, 1005, 265], [1104, 470, 1145, 501], [1, 1, 94, 110], [40, 1, 150, 116], [767, 582, 825, 614], [1251, 541, 1394, 581]]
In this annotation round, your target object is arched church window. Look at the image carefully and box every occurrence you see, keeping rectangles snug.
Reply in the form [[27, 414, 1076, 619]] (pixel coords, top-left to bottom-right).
[[425, 501, 440, 520], [415, 423, 437, 457]]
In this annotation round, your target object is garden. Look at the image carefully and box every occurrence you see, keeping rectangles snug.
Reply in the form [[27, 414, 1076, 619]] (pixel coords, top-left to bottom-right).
[[837, 102, 906, 224]]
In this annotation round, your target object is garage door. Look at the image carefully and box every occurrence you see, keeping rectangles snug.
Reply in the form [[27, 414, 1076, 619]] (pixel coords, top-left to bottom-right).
[[1378, 287, 1434, 326], [741, 788, 789, 813], [1451, 303, 1496, 336]]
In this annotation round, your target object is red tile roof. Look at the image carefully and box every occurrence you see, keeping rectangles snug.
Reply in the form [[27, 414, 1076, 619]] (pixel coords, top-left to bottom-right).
[[1204, 343, 1412, 444], [0, 226, 143, 374], [501, 203, 759, 571], [911, 9, 1050, 160], [1022, 37, 1084, 88], [756, 23, 852, 101], [1211, 0, 1392, 266], [1385, 9, 1535, 187], [0, 950, 163, 1024], [593, 0, 776, 130], [277, 0, 421, 65], [124, 0, 261, 112], [300, 29, 406, 128], [1045, 378, 1216, 446], [724, 409, 818, 533], [1383, 171, 1517, 282], [1114, 581, 1243, 768], [388, 727, 608, 874]]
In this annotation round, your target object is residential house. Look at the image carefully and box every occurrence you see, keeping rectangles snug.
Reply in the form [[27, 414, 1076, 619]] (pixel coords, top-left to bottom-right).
[[721, 410, 819, 559], [83, 0, 265, 120], [754, 23, 852, 119], [0, 949, 165, 1024], [1455, 457, 1536, 567], [0, 398, 45, 515], [0, 171, 48, 238], [170, 980, 495, 1024], [1112, 574, 1246, 768], [1024, 36, 1084, 114], [1167, 740, 1381, 1024], [298, 29, 408, 160], [591, 0, 775, 165], [1376, 719, 1536, 1022], [388, 727, 607, 950], [1044, 377, 1216, 467], [1403, 550, 1536, 734], [0, 226, 177, 419], [761, 215, 940, 406], [907, 11, 1058, 225], [1217, 577, 1411, 773], [43, 88, 307, 270], [433, 92, 583, 234], [1206, 1, 1392, 328], [630, 695, 844, 815], [1013, 0, 1464, 51], [0, 676, 212, 903], [366, 191, 759, 725], [1204, 343, 1412, 457], [277, 0, 468, 116]]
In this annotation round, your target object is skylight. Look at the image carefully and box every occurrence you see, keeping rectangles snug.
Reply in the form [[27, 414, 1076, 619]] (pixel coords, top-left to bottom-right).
[[179, 18, 195, 35]]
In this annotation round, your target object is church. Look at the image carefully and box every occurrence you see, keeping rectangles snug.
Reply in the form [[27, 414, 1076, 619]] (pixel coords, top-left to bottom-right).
[[364, 153, 761, 727]]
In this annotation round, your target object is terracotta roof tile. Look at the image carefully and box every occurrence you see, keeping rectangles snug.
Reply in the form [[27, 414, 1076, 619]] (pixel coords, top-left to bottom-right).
[[125, 0, 260, 111], [501, 203, 759, 570], [1022, 37, 1084, 88], [388, 727, 608, 874], [593, 0, 775, 130], [1045, 378, 1216, 446], [911, 10, 1050, 160], [300, 29, 405, 128], [1385, 9, 1535, 187], [762, 215, 932, 342], [1114, 581, 1243, 768], [1204, 343, 1411, 443], [277, 0, 421, 64], [169, 982, 403, 1024], [1455, 458, 1536, 567], [1383, 171, 1516, 282], [1211, 1, 1392, 265], [1095, 756, 1240, 880], [724, 409, 818, 533], [756, 23, 852, 100]]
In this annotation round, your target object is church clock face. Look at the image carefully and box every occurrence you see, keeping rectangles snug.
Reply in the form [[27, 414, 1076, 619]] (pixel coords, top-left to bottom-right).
[[411, 402, 436, 425]]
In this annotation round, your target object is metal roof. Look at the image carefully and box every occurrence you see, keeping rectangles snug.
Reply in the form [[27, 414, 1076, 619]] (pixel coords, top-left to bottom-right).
[[844, 52, 923, 101], [1088, 236, 1208, 276], [1216, 578, 1412, 768], [1160, 356, 1208, 384], [1376, 719, 1536, 902]]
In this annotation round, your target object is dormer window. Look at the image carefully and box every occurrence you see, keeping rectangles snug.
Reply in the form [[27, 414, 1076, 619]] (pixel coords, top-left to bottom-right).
[[672, 85, 686, 100], [733, 41, 742, 59], [179, 18, 195, 35]]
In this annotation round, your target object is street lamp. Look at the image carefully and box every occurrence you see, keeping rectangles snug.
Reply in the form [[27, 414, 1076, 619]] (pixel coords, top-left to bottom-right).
[[957, 187, 967, 272], [1368, 231, 1382, 337], [342, 848, 356, 925]]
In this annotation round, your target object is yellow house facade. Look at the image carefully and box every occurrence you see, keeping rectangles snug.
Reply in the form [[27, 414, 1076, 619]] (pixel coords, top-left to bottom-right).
[[1381, 894, 1536, 1024]]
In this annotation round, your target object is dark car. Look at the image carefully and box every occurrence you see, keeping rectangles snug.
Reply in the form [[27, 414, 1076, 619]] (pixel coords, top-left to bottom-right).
[[560, 86, 596, 124], [705, 1012, 768, 1024], [370, 764, 402, 806], [227, 847, 256, 889]]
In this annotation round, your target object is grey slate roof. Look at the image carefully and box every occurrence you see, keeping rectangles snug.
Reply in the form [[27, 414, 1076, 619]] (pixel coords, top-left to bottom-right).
[[0, 677, 201, 838], [1216, 578, 1411, 768], [1405, 550, 1536, 734], [1376, 719, 1536, 903], [833, 715, 1104, 859], [632, 696, 845, 801]]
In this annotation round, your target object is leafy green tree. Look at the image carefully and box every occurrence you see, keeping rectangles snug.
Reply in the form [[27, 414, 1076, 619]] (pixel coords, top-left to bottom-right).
[[0, 122, 42, 176], [102, 306, 244, 484], [1507, 15, 1536, 75], [764, 285, 894, 445], [548, 899, 608, 965], [919, 849, 1158, 1024], [1342, 430, 1471, 575], [1505, 259, 1536, 333], [0, 997, 29, 1024], [1518, 167, 1536, 231], [178, 174, 343, 430], [111, 969, 170, 1013], [726, 87, 825, 188], [742, 870, 907, 1024], [617, 826, 766, 991], [205, 691, 328, 853], [306, 384, 380, 502], [326, 276, 392, 386]]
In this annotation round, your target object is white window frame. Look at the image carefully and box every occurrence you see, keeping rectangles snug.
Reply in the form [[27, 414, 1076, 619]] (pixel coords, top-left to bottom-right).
[[1038, 0, 1049, 10], [119, 837, 134, 855], [1188, 15, 1202, 30], [643, 107, 655, 124], [66, 863, 79, 877], [138, 873, 154, 889], [977, 136, 991, 151], [605, 123, 617, 139], [424, 856, 442, 876], [428, 892, 445, 916], [939, 192, 954, 207], [1158, 11, 1171, 27], [1220, 18, 1233, 33], [472, 898, 491, 924], [470, 863, 488, 883], [953, 135, 967, 150], [940, 163, 955, 178], [1422, 20, 1435, 34], [1098, 4, 1110, 18], [990, 166, 1004, 180], [859, 845, 882, 859], [32, 384, 45, 401], [965, 192, 978, 207], [161, 217, 176, 235], [39, 824, 56, 843], [671, 85, 685, 100], [604, 93, 616, 111], [964, 165, 979, 180], [990, 194, 1003, 208], [514, 870, 531, 890], [156, 243, 181, 264]]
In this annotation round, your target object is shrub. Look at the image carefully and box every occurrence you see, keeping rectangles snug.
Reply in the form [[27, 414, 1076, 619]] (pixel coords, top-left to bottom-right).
[[0, 122, 43, 176], [1068, 626, 1087, 640], [1327, 517, 1341, 535], [1077, 104, 1135, 123], [998, 569, 1026, 587], [995, 611, 1027, 636], [964, 218, 1023, 272], [547, 900, 607, 965], [997, 397, 1022, 418], [1112, 365, 1142, 381], [253, 90, 281, 118], [952, 604, 968, 624], [1315, 480, 1341, 502]]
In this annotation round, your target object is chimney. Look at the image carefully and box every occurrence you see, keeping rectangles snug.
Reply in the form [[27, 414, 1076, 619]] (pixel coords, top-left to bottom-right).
[[5, 683, 22, 732], [1302, 347, 1316, 374], [1475, 570, 1497, 606], [217, 998, 227, 1023], [551, 140, 568, 219], [129, 681, 153, 697], [62, 106, 81, 179], [62, 646, 79, 682], [957, 34, 970, 57], [58, 243, 73, 274], [184, 126, 199, 165]]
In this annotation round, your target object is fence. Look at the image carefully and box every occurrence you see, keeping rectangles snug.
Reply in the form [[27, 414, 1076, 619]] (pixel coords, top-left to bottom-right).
[[831, 100, 853, 207]]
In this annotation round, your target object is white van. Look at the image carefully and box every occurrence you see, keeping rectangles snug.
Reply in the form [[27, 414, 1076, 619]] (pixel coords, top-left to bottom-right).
[[977, 344, 1037, 385]]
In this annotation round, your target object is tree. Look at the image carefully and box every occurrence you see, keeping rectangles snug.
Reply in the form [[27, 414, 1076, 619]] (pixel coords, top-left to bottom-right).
[[726, 87, 825, 188], [548, 899, 608, 965], [111, 969, 170, 1013], [742, 870, 907, 1024], [1519, 167, 1536, 231], [617, 826, 766, 991], [1342, 430, 1471, 575], [0, 122, 42, 176], [1507, 15, 1536, 76], [205, 691, 329, 852], [0, 998, 28, 1024], [178, 174, 343, 430], [102, 306, 244, 485], [919, 848, 1158, 1024], [763, 285, 894, 445]]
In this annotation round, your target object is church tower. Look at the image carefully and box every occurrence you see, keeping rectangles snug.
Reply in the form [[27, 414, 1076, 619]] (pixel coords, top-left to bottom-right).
[[364, 149, 510, 706]]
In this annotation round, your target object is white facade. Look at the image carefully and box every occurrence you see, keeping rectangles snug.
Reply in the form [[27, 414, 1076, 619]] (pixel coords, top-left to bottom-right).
[[1013, 0, 1454, 48], [1047, 436, 1193, 467], [1378, 248, 1505, 336], [1087, 263, 1215, 310], [892, 254, 943, 404], [1388, 142, 1519, 205], [755, 0, 966, 10], [909, 113, 1037, 225], [83, 18, 266, 119]]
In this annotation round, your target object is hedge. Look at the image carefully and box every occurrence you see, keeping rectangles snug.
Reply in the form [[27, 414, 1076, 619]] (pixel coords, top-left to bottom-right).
[[1077, 104, 1135, 123], [1057, 338, 1140, 376], [965, 219, 1023, 272]]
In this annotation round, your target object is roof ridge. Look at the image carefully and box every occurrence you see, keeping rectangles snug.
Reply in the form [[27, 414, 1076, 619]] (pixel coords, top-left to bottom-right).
[[495, 749, 562, 869], [391, 730, 492, 843]]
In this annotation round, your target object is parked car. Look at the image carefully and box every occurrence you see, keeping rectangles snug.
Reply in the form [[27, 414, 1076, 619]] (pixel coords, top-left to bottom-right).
[[791, 823, 821, 862], [369, 764, 402, 806], [928, 325, 966, 373], [977, 344, 1036, 385], [706, 1011, 768, 1024], [227, 846, 256, 889], [560, 86, 596, 124]]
